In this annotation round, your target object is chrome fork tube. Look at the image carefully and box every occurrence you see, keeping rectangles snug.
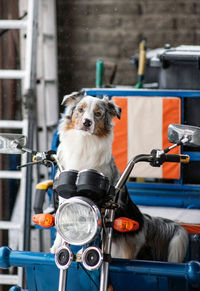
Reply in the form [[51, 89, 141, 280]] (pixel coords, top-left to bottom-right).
[[58, 269, 67, 291], [100, 208, 115, 291]]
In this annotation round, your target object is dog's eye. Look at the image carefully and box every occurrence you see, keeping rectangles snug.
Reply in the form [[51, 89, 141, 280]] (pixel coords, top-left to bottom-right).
[[95, 111, 102, 117], [78, 107, 84, 113]]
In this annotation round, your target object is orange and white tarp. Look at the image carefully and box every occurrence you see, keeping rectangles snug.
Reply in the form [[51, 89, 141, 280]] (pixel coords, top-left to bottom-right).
[[112, 97, 181, 179]]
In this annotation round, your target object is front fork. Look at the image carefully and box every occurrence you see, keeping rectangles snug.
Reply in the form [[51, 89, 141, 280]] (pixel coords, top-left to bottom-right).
[[99, 156, 138, 291], [100, 208, 115, 291], [99, 159, 137, 291], [58, 269, 67, 291]]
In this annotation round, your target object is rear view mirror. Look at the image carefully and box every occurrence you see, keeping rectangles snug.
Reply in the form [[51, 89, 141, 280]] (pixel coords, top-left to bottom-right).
[[168, 124, 200, 147], [0, 134, 27, 154]]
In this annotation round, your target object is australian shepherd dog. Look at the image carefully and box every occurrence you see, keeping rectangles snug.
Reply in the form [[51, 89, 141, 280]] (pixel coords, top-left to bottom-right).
[[51, 91, 188, 263]]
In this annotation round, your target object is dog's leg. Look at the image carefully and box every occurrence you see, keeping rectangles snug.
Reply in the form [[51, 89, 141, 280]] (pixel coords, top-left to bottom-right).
[[50, 233, 63, 254], [167, 227, 189, 263], [50, 195, 65, 254], [111, 231, 145, 259]]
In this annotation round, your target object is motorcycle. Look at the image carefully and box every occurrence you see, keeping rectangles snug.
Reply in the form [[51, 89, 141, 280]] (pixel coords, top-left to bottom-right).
[[1, 123, 200, 291]]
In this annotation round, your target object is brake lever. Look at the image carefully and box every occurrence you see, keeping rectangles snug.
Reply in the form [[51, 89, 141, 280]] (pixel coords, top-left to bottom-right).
[[32, 150, 56, 163], [17, 160, 43, 169], [17, 158, 54, 169], [17, 150, 57, 169]]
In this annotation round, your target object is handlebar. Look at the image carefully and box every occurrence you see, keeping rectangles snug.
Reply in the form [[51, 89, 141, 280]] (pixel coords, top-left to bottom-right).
[[115, 152, 190, 197], [17, 145, 190, 179]]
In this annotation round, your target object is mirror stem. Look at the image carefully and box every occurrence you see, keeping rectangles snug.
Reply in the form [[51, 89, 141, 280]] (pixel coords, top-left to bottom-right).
[[164, 143, 179, 153], [180, 136, 190, 144]]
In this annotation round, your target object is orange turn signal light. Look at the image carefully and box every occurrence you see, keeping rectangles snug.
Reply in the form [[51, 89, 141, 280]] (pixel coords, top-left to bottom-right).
[[32, 213, 55, 228], [180, 223, 200, 234], [113, 217, 139, 233]]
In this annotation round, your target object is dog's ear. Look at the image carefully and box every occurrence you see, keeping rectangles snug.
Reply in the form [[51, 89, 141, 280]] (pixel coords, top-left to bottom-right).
[[61, 90, 85, 106], [61, 91, 85, 119], [103, 95, 121, 119]]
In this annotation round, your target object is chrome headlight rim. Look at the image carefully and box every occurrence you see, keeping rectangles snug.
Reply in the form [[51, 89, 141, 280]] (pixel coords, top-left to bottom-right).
[[55, 196, 102, 246]]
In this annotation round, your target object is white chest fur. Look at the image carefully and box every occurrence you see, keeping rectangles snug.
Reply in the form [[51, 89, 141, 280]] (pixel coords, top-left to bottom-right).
[[57, 129, 113, 175]]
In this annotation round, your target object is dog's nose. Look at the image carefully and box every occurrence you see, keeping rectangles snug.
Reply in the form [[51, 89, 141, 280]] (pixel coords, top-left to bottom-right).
[[83, 118, 92, 127]]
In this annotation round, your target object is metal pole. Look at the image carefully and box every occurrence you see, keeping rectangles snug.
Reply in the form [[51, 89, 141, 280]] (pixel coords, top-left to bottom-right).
[[58, 269, 67, 291], [23, 0, 38, 252]]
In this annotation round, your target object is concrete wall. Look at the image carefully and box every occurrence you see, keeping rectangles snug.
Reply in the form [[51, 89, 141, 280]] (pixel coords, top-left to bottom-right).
[[56, 0, 200, 98]]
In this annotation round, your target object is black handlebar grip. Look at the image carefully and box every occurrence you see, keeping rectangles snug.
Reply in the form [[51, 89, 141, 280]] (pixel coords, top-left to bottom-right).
[[165, 154, 180, 163], [165, 154, 190, 164]]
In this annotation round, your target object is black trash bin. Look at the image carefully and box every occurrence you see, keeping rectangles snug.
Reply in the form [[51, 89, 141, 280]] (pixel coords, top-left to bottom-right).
[[158, 45, 200, 90]]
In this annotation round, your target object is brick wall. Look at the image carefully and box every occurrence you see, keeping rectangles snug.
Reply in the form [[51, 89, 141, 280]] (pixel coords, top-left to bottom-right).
[[56, 0, 200, 98]]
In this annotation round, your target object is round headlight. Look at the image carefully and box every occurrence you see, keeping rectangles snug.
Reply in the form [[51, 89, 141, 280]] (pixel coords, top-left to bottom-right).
[[55, 197, 102, 245]]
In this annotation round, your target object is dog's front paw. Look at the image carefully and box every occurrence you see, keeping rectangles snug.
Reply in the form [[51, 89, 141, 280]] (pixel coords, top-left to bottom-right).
[[50, 244, 58, 254], [50, 234, 63, 254]]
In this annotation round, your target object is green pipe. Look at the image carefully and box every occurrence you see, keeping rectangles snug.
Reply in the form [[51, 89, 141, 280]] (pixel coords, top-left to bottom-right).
[[96, 59, 104, 88]]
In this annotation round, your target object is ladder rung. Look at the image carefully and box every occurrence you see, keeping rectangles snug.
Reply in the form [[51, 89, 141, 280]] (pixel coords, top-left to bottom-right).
[[0, 120, 26, 129], [0, 221, 21, 230], [0, 20, 27, 30], [0, 171, 22, 179], [0, 70, 25, 80], [0, 274, 19, 285]]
